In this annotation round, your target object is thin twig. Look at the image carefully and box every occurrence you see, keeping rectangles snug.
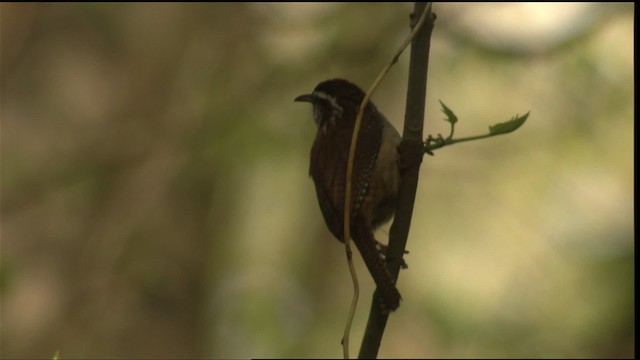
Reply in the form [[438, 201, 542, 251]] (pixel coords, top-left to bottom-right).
[[341, 3, 432, 359], [359, 2, 435, 358], [341, 248, 358, 359], [425, 112, 530, 153]]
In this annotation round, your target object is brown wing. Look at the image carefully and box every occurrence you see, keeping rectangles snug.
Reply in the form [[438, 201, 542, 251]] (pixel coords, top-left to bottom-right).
[[309, 110, 383, 241], [351, 112, 383, 222]]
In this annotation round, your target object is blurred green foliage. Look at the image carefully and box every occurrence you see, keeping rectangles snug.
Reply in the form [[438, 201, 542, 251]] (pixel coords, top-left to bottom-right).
[[1, 3, 634, 358]]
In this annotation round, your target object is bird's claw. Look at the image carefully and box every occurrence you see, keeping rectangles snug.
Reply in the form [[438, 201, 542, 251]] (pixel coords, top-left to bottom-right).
[[375, 240, 409, 269]]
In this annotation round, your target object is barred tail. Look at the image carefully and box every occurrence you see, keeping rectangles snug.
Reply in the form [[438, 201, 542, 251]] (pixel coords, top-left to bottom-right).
[[352, 219, 401, 312]]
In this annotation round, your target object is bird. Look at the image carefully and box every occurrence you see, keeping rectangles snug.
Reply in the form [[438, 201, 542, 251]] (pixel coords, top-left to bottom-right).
[[295, 78, 403, 312]]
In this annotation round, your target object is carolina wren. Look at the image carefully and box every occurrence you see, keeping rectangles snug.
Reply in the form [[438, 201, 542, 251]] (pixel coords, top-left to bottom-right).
[[295, 78, 402, 311]]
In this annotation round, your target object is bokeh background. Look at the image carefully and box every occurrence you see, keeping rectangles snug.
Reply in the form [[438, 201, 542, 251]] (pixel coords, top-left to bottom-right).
[[1, 2, 634, 359]]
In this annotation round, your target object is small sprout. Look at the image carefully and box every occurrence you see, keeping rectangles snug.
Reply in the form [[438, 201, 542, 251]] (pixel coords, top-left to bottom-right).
[[439, 100, 458, 126], [489, 112, 529, 136], [424, 104, 529, 153]]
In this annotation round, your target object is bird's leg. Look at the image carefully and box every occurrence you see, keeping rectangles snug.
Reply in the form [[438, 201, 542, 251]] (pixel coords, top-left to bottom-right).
[[374, 240, 409, 269]]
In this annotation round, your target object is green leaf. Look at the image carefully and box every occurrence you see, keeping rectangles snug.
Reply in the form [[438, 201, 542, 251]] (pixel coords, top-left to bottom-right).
[[439, 100, 458, 125], [488, 112, 529, 135]]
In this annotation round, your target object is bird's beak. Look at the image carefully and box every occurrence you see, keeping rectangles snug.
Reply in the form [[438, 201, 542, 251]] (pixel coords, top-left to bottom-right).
[[294, 94, 315, 103]]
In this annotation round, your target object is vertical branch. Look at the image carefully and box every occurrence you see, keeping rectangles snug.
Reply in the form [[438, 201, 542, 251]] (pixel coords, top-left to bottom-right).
[[358, 2, 435, 358]]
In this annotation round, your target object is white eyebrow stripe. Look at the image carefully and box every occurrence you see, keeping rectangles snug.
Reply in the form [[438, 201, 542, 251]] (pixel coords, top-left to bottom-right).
[[313, 91, 343, 119], [312, 91, 338, 108]]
